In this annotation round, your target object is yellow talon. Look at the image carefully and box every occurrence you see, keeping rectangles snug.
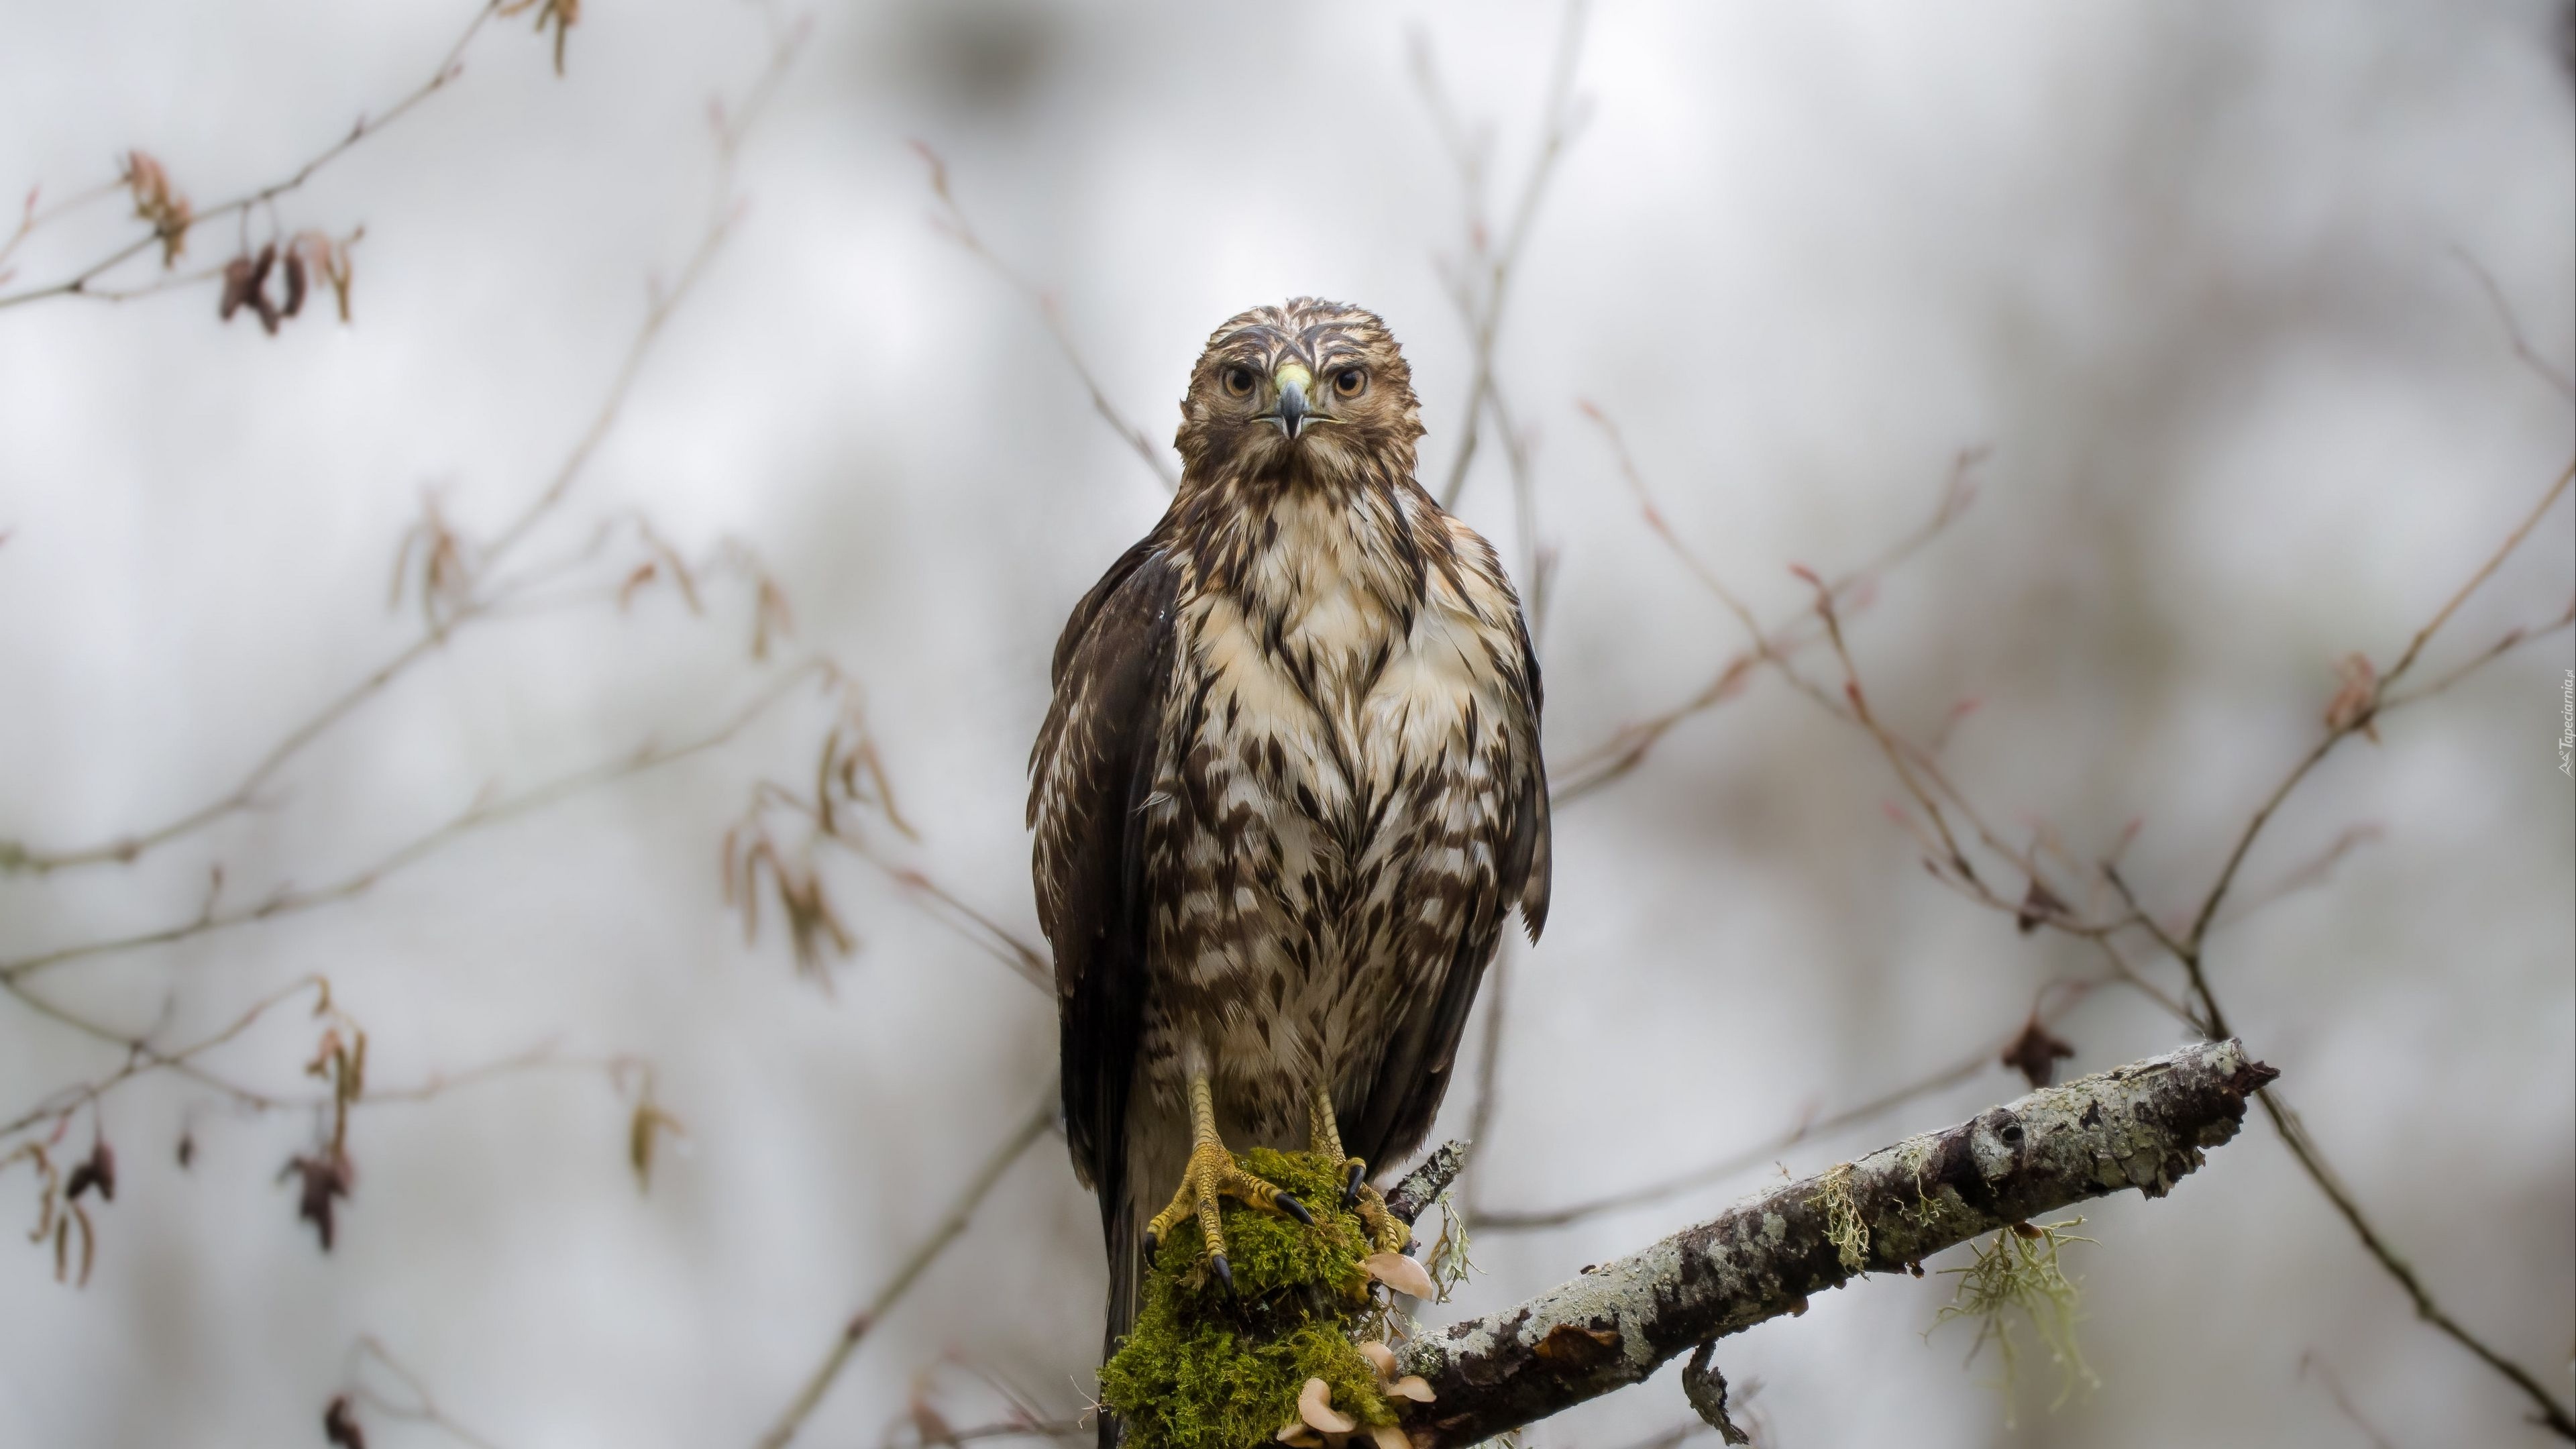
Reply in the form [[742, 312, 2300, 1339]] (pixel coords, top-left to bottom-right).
[[1145, 1077, 1310, 1287], [1307, 1085, 1411, 1256], [1348, 1173, 1409, 1257]]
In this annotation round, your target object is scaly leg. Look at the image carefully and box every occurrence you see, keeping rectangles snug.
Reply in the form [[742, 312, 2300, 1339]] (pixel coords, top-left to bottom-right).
[[1307, 1084, 1409, 1256], [1142, 1074, 1311, 1292]]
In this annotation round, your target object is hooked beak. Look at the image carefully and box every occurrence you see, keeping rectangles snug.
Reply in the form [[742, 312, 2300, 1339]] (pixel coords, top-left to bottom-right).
[[1270, 362, 1311, 441]]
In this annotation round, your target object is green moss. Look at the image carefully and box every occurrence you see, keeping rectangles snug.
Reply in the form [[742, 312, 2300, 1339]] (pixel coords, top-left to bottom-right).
[[1100, 1149, 1397, 1449]]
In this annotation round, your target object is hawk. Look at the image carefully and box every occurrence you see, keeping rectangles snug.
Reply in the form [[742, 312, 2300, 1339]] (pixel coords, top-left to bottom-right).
[[1028, 299, 1550, 1384]]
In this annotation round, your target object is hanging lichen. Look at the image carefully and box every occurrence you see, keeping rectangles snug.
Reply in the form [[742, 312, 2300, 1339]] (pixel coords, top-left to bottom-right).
[[1931, 1216, 2100, 1421]]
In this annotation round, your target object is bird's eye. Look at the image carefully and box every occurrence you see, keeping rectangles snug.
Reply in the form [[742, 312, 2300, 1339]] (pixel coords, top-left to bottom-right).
[[1222, 366, 1256, 398], [1332, 367, 1365, 397]]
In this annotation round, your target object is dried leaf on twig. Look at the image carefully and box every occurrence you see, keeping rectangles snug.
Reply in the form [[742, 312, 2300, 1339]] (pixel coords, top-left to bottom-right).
[[2324, 653, 2381, 743], [2000, 1018, 2076, 1090]]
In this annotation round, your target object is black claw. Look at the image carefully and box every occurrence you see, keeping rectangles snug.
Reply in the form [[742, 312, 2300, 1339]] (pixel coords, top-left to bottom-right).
[[1210, 1253, 1234, 1295], [1277, 1192, 1313, 1226], [1141, 1230, 1159, 1259], [1341, 1160, 1367, 1209]]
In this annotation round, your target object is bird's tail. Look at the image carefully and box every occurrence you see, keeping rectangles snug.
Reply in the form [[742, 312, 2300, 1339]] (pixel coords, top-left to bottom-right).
[[1098, 1193, 1141, 1449]]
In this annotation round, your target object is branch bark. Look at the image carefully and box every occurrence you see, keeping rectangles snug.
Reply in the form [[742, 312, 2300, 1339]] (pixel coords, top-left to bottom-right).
[[1397, 1040, 2275, 1446]]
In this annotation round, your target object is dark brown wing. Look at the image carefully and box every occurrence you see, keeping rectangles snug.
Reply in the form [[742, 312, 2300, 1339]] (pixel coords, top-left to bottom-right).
[[1028, 537, 1178, 1255], [1344, 625, 1550, 1176]]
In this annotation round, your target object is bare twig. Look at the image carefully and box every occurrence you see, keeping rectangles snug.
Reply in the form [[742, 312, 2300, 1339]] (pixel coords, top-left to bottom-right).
[[2300, 1351, 2404, 1449], [0, 178, 122, 283], [2208, 823, 2382, 930], [874, 863, 1053, 993], [2, 662, 830, 983], [2186, 462, 2573, 959], [1419, 0, 1591, 513], [1609, 407, 2572, 1435], [0, 17, 813, 881], [911, 144, 1175, 492], [886, 1417, 1088, 1448], [1550, 421, 1980, 804], [1605, 1424, 1711, 1449], [342, 1333, 512, 1449], [480, 11, 807, 569], [1385, 1140, 1470, 1227], [0, 975, 331, 1142], [1459, 940, 1515, 1204], [0, 2, 506, 313], [2450, 247, 2575, 399], [1478, 1033, 2004, 1234], [2267, 1090, 2571, 1440], [755, 1093, 1057, 1449], [2088, 464, 2576, 1438]]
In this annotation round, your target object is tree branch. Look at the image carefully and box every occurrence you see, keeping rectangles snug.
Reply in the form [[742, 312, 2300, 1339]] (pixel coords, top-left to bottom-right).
[[0, 1, 508, 314], [0, 17, 810, 881], [754, 1093, 1057, 1449], [1385, 1140, 1470, 1226], [910, 144, 1175, 493], [1476, 1039, 1996, 1234], [1417, 1, 1591, 513], [1397, 1040, 2274, 1446], [1, 661, 829, 982]]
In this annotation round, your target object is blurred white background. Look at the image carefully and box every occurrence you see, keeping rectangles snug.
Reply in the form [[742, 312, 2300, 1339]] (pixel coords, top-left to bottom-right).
[[1, 1, 2569, 1446]]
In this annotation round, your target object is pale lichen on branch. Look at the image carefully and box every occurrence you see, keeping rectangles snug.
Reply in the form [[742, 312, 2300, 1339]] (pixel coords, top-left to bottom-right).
[[1396, 1041, 2273, 1447]]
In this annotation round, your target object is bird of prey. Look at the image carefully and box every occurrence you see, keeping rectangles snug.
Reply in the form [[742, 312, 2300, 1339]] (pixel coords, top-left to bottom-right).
[[1028, 298, 1552, 1381]]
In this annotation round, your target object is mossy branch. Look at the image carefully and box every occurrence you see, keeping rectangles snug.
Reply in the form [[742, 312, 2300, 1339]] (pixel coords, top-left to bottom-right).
[[1393, 1040, 2275, 1447]]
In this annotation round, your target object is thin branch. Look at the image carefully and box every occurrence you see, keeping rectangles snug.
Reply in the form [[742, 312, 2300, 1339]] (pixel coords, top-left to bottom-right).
[[0, 17, 812, 880], [1477, 1044, 1996, 1234], [2188, 461, 2573, 955], [1595, 430, 2573, 1434], [1421, 0, 1591, 512], [2263, 1090, 2573, 1440], [754, 1093, 1057, 1449], [2300, 1352, 2404, 1449], [356, 1042, 645, 1108], [1, 631, 444, 875], [1385, 1140, 1470, 1227], [0, 178, 122, 282], [1807, 578, 1976, 881], [2450, 246, 2575, 399], [2092, 462, 2576, 1438], [2372, 462, 2573, 711], [1, 662, 830, 983], [2208, 823, 2383, 930], [0, 974, 329, 1141], [1487, 382, 1558, 637], [1458, 939, 1515, 1205], [1550, 424, 1980, 804], [871, 861, 1052, 994], [1397, 1041, 2274, 1446], [477, 13, 807, 570], [345, 1333, 511, 1449], [2380, 598, 2575, 712], [910, 144, 1175, 492], [888, 1418, 1089, 1448], [1605, 1426, 1711, 1449], [0, 2, 504, 313], [739, 773, 1052, 994]]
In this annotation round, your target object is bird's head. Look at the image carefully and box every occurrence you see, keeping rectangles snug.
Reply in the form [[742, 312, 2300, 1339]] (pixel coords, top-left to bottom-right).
[[1173, 298, 1424, 490]]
